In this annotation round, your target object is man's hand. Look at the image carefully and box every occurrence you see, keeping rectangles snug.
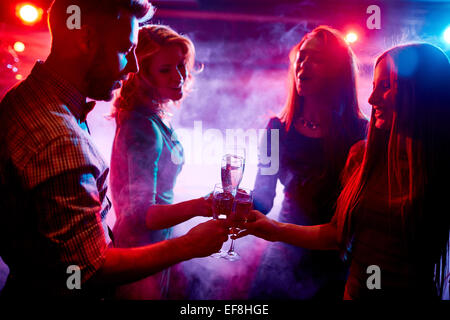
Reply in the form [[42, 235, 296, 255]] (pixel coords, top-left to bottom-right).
[[233, 210, 281, 242], [183, 219, 230, 257], [92, 219, 230, 286]]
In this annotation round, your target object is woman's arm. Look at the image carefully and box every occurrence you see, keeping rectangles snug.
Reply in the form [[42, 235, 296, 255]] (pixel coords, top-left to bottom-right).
[[145, 196, 212, 230], [253, 167, 278, 214], [253, 118, 282, 214], [121, 117, 213, 230], [235, 210, 339, 250], [277, 220, 339, 250], [239, 140, 366, 251]]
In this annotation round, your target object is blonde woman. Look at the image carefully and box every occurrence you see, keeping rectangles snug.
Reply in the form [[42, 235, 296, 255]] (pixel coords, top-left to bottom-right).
[[110, 25, 210, 299]]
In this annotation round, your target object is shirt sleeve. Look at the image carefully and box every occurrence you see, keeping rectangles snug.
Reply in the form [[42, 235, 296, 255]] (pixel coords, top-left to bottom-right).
[[253, 118, 282, 214], [22, 134, 108, 284]]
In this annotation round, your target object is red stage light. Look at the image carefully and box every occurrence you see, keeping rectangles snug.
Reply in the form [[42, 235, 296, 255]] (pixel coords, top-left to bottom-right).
[[345, 32, 358, 44], [16, 3, 43, 25]]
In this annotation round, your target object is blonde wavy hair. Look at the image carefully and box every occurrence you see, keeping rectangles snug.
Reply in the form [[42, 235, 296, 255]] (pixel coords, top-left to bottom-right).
[[112, 24, 196, 117]]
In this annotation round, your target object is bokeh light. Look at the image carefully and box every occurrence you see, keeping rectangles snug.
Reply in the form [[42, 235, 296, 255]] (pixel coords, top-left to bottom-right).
[[345, 32, 358, 44], [16, 4, 42, 24], [13, 41, 25, 53], [444, 26, 450, 44]]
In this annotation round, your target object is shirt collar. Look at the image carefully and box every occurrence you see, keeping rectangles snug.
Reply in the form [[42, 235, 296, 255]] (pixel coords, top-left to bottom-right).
[[30, 60, 95, 122]]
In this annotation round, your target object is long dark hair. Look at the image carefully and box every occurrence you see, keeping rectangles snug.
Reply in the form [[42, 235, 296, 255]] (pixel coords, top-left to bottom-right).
[[336, 43, 450, 298], [280, 26, 367, 183]]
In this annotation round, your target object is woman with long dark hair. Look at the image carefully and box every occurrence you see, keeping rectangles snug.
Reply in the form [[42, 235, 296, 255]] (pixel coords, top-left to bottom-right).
[[240, 43, 450, 299], [250, 26, 367, 299]]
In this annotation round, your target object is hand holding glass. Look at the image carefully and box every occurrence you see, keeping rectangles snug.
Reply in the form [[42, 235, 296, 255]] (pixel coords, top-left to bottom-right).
[[223, 187, 253, 261], [210, 184, 234, 258]]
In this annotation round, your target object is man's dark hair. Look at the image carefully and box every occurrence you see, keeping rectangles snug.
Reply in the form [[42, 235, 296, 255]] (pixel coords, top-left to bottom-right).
[[48, 0, 154, 47]]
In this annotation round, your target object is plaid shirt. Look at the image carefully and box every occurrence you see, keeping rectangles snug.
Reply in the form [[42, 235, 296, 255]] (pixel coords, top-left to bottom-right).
[[0, 61, 110, 297]]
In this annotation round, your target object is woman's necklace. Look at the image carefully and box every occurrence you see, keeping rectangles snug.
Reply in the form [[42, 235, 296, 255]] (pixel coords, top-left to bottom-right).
[[298, 117, 320, 130]]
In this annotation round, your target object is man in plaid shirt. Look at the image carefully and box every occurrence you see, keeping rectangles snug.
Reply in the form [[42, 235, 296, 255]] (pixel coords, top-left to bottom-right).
[[0, 0, 229, 298]]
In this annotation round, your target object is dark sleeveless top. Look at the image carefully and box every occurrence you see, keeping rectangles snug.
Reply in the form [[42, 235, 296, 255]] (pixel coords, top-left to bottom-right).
[[250, 117, 364, 299], [253, 117, 337, 225]]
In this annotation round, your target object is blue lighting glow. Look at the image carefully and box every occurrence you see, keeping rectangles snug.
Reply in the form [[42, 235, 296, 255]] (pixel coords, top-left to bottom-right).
[[444, 26, 450, 44]]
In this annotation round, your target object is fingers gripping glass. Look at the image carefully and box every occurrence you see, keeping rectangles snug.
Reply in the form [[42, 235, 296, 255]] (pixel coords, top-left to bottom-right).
[[223, 188, 253, 262]]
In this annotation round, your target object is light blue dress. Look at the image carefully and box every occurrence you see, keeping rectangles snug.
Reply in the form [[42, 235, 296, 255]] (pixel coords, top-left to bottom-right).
[[110, 106, 184, 299]]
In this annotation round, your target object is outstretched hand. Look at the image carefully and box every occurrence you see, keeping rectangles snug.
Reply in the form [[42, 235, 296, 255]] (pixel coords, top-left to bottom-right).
[[188, 195, 213, 218], [184, 219, 230, 258], [232, 210, 281, 242]]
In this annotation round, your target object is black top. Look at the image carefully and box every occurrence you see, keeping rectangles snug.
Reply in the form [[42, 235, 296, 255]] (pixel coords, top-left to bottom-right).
[[253, 117, 340, 225]]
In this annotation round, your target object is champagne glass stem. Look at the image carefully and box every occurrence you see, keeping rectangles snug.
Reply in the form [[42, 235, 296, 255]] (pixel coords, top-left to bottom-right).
[[223, 228, 240, 261], [228, 238, 236, 254]]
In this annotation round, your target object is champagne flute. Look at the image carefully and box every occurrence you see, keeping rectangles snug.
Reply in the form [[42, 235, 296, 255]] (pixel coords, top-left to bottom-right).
[[225, 145, 246, 172], [221, 146, 246, 194], [210, 183, 234, 258], [223, 187, 253, 261]]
